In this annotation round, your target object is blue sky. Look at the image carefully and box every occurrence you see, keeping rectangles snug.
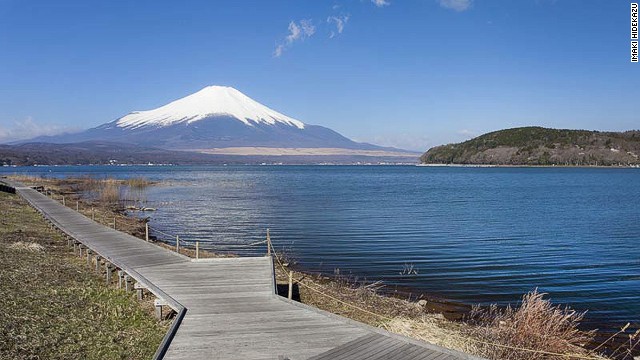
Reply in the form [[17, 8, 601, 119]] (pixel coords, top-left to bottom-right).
[[0, 0, 638, 150]]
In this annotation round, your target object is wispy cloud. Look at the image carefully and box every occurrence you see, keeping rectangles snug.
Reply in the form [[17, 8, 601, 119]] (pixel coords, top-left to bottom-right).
[[274, 19, 316, 57], [0, 117, 79, 143], [438, 0, 473, 12], [327, 15, 350, 38], [371, 0, 390, 7]]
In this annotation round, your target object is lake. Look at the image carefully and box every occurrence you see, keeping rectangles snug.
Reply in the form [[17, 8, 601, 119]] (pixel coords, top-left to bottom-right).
[[3, 165, 639, 333]]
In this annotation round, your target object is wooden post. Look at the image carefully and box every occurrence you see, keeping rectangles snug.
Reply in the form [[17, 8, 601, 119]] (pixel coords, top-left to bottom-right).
[[288, 271, 293, 300], [176, 235, 180, 253], [62, 196, 65, 206], [105, 264, 113, 284], [145, 222, 149, 242], [154, 299, 165, 320], [92, 207, 95, 221], [135, 283, 145, 300], [124, 275, 132, 292], [196, 241, 200, 259], [95, 256, 102, 273], [86, 250, 92, 265], [118, 270, 124, 288], [113, 217, 116, 229], [76, 201, 79, 212], [267, 228, 271, 257]]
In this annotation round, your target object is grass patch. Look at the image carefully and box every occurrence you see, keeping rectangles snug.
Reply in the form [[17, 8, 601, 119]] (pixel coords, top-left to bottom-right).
[[0, 192, 166, 359]]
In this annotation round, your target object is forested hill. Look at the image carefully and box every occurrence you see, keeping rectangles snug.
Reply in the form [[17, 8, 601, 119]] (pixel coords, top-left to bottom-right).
[[420, 127, 640, 166]]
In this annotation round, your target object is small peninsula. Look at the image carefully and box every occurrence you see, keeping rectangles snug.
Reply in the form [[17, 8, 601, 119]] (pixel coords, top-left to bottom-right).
[[421, 127, 640, 166]]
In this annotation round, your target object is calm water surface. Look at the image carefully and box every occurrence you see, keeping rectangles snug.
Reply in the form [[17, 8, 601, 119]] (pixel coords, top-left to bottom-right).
[[3, 165, 639, 331]]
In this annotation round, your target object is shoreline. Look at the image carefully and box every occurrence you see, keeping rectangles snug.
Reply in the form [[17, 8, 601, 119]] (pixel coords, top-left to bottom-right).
[[7, 174, 637, 359]]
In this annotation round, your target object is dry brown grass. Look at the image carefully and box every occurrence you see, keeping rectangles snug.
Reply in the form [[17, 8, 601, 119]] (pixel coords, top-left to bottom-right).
[[466, 289, 598, 360], [99, 180, 121, 204], [126, 177, 153, 189], [383, 316, 479, 355], [8, 241, 45, 252]]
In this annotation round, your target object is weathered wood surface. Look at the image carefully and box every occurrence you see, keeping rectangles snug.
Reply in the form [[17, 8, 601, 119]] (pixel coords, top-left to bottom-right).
[[14, 184, 481, 360]]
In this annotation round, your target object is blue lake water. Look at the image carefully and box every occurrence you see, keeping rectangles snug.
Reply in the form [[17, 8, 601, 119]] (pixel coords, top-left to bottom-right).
[[3, 165, 639, 332]]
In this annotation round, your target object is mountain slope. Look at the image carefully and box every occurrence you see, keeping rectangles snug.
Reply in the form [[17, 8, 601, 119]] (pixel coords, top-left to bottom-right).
[[29, 86, 405, 153], [420, 127, 640, 166]]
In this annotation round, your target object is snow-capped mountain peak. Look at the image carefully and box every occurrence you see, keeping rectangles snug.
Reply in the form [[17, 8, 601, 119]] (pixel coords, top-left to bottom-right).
[[115, 85, 305, 130]]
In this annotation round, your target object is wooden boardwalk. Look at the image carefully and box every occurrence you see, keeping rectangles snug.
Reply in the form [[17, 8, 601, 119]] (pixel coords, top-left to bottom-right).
[[12, 183, 481, 360]]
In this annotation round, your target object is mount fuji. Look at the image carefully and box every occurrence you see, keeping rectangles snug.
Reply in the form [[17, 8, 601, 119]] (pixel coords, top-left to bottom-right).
[[29, 86, 412, 157]]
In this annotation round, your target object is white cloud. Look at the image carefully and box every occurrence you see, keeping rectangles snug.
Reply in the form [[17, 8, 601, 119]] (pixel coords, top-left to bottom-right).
[[327, 15, 350, 38], [273, 44, 285, 58], [371, 0, 390, 7], [438, 0, 472, 12], [0, 117, 79, 143], [274, 19, 316, 57]]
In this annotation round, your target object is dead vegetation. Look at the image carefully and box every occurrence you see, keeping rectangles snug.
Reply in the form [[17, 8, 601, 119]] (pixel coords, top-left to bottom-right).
[[465, 289, 601, 360], [8, 241, 45, 252]]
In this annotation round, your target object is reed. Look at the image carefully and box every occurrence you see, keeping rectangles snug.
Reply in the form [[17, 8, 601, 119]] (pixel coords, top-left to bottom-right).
[[126, 177, 152, 190], [99, 180, 121, 205], [466, 289, 597, 360]]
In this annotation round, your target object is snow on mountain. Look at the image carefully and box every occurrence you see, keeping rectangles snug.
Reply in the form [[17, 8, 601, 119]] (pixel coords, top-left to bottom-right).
[[114, 86, 305, 130]]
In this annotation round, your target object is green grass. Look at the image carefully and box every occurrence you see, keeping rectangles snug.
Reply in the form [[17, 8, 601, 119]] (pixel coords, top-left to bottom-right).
[[0, 192, 166, 360]]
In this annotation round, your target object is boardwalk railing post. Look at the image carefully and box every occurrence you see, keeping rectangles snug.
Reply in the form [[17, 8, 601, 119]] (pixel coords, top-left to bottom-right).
[[154, 299, 163, 320], [288, 271, 293, 300], [125, 275, 133, 292], [135, 283, 144, 300], [92, 207, 95, 221], [113, 217, 116, 229], [105, 263, 114, 284], [118, 270, 125, 288], [176, 235, 180, 253], [76, 200, 79, 212], [145, 222, 149, 242], [62, 196, 65, 206], [196, 241, 199, 259], [267, 228, 271, 257]]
